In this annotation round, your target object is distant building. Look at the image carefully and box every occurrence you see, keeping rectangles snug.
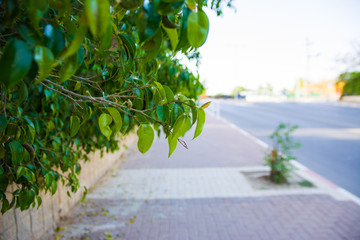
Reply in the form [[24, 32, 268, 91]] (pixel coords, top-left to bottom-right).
[[299, 80, 341, 99]]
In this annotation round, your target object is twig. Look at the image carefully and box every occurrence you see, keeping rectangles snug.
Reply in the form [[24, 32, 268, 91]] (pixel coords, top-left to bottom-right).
[[40, 82, 83, 109]]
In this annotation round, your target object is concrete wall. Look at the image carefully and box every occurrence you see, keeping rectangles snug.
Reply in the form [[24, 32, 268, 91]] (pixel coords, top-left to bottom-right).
[[342, 95, 360, 102], [0, 133, 137, 240]]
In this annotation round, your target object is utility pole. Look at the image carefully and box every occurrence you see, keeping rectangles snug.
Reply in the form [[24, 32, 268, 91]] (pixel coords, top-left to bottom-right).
[[305, 38, 321, 82], [306, 38, 311, 84]]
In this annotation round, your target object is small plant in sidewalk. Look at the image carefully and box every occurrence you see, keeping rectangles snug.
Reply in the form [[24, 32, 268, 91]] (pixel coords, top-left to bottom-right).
[[264, 123, 301, 183]]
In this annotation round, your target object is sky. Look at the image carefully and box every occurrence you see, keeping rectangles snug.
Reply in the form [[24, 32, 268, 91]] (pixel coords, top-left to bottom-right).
[[185, 0, 360, 95]]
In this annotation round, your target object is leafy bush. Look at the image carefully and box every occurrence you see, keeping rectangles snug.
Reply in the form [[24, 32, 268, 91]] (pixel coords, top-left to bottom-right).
[[338, 72, 360, 96], [0, 0, 232, 213], [264, 124, 301, 183]]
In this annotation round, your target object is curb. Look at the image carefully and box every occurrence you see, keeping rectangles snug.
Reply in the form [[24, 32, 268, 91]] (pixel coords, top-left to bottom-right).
[[206, 109, 360, 206]]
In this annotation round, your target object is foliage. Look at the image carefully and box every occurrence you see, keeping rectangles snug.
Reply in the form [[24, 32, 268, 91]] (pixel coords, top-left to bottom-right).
[[298, 180, 314, 188], [264, 123, 301, 183], [231, 86, 246, 95], [0, 0, 231, 213], [338, 71, 360, 96]]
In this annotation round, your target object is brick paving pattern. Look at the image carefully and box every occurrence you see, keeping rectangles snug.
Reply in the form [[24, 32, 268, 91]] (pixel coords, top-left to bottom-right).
[[50, 195, 360, 240], [43, 114, 360, 240]]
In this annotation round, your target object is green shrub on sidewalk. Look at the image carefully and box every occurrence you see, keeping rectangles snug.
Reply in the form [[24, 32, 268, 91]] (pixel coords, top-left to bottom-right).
[[264, 124, 301, 183]]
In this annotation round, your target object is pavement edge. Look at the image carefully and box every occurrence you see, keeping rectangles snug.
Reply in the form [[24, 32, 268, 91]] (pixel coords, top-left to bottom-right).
[[206, 109, 360, 206]]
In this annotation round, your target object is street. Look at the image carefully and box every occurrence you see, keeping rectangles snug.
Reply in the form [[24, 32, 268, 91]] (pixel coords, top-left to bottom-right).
[[218, 101, 360, 197]]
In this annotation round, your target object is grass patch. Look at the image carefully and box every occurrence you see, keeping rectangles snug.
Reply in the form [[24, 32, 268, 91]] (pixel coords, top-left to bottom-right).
[[298, 180, 314, 188]]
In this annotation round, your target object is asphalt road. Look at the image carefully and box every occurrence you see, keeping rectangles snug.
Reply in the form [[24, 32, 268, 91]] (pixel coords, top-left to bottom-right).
[[218, 101, 360, 197]]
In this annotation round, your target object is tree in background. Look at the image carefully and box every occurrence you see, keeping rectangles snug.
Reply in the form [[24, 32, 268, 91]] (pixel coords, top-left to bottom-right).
[[231, 86, 246, 97], [337, 72, 360, 96], [0, 0, 232, 213]]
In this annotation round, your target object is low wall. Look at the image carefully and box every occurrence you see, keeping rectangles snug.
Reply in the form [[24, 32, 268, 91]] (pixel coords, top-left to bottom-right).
[[341, 95, 360, 102], [0, 133, 137, 240]]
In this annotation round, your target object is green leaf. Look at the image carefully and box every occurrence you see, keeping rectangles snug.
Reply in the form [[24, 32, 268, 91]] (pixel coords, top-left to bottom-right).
[[183, 116, 191, 136], [45, 172, 53, 189], [48, 0, 71, 16], [44, 25, 66, 57], [1, 199, 9, 214], [200, 101, 211, 109], [176, 7, 191, 52], [157, 1, 184, 15], [84, 0, 111, 38], [142, 30, 163, 60], [81, 106, 93, 125], [186, 0, 196, 10], [100, 20, 113, 51], [154, 82, 166, 103], [106, 107, 122, 134], [9, 141, 24, 165], [36, 195, 42, 209], [31, 185, 39, 195], [178, 94, 190, 115], [120, 0, 142, 10], [188, 100, 197, 125], [81, 186, 87, 202], [70, 115, 81, 137], [74, 81, 82, 91], [193, 108, 205, 139], [156, 105, 169, 122], [19, 190, 35, 211], [168, 134, 177, 157], [151, 87, 161, 106], [121, 113, 130, 134], [163, 26, 178, 50], [0, 115, 7, 133], [16, 166, 25, 179], [52, 137, 61, 151], [50, 180, 57, 195], [98, 113, 112, 140], [163, 85, 174, 103], [62, 25, 88, 58], [135, 113, 148, 123], [24, 116, 35, 129], [137, 124, 154, 154], [17, 23, 41, 46], [0, 40, 32, 88], [171, 103, 183, 126], [0, 166, 4, 175], [136, 2, 161, 43], [172, 115, 189, 138], [34, 46, 54, 84], [59, 53, 78, 83], [119, 34, 136, 60], [23, 0, 47, 28], [187, 10, 209, 48], [75, 163, 81, 175], [0, 146, 4, 159], [25, 169, 36, 184], [26, 126, 35, 144], [15, 82, 28, 106], [23, 148, 30, 163], [0, 175, 9, 192]]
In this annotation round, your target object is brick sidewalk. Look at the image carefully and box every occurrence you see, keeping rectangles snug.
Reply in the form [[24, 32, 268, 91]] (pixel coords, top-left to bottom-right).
[[43, 113, 360, 240], [45, 195, 360, 240]]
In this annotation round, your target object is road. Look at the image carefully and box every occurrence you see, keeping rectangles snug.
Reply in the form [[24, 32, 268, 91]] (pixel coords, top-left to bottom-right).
[[217, 100, 360, 197]]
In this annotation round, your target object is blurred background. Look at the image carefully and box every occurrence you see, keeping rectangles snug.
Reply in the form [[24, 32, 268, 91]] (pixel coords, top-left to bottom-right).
[[189, 0, 360, 196], [195, 0, 360, 100]]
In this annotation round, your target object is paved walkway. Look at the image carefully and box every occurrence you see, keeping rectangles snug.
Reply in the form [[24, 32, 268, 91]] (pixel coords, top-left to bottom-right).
[[43, 113, 360, 240]]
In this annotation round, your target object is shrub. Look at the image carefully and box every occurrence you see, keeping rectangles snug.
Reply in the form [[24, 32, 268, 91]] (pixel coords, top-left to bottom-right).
[[0, 0, 232, 213], [264, 123, 301, 183]]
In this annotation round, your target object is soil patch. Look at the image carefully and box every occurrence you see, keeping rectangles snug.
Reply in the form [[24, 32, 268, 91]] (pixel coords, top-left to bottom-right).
[[243, 171, 316, 190]]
